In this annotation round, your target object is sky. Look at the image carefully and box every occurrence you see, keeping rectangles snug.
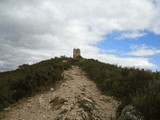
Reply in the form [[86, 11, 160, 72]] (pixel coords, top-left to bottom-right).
[[0, 0, 160, 72]]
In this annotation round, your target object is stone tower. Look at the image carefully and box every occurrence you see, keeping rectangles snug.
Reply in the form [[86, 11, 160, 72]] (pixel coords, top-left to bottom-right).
[[73, 48, 81, 58]]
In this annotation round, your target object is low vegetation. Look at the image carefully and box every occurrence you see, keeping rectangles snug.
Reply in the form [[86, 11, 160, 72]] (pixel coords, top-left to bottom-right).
[[78, 58, 160, 120], [0, 57, 71, 111], [0, 57, 160, 120]]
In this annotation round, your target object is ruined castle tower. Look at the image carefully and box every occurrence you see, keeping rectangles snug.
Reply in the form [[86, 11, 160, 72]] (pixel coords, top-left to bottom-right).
[[73, 48, 81, 58]]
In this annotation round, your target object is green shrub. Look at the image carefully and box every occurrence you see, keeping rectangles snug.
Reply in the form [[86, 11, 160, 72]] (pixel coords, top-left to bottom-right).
[[78, 58, 160, 120], [132, 80, 160, 120], [0, 57, 71, 111]]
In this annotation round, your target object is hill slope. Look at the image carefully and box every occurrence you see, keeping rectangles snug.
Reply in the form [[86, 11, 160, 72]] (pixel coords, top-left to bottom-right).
[[0, 57, 71, 111], [0, 57, 160, 120], [78, 59, 160, 120], [2, 66, 119, 120]]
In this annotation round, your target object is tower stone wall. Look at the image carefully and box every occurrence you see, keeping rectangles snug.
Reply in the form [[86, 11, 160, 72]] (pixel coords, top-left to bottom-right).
[[73, 48, 81, 58]]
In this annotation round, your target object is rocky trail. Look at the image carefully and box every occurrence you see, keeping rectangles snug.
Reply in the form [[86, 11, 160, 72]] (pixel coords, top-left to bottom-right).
[[1, 66, 119, 120]]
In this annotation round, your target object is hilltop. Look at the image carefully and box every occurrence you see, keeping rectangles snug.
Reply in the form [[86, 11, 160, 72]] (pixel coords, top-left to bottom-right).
[[0, 57, 160, 120]]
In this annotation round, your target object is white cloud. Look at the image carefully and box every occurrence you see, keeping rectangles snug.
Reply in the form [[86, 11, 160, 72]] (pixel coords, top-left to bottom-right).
[[117, 31, 147, 40], [150, 0, 160, 34], [128, 44, 160, 56], [0, 0, 159, 71], [83, 52, 157, 70]]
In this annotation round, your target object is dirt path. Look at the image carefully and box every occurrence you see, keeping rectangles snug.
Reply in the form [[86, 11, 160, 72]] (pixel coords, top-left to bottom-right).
[[2, 66, 119, 120]]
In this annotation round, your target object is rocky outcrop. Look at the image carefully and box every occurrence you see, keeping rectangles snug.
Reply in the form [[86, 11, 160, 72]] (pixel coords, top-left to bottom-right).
[[78, 97, 94, 111], [118, 105, 144, 120]]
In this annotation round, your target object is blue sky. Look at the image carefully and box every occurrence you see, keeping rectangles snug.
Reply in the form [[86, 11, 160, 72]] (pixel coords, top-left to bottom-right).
[[97, 31, 160, 71], [0, 0, 160, 71]]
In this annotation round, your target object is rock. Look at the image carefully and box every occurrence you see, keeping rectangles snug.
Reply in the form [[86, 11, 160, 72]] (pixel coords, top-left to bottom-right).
[[49, 97, 68, 110], [50, 88, 54, 91], [26, 103, 32, 108], [100, 97, 112, 103], [110, 113, 116, 120], [69, 104, 75, 110], [118, 105, 144, 120], [61, 83, 68, 87], [79, 97, 94, 111], [54, 114, 69, 120], [60, 106, 69, 114], [4, 107, 11, 111], [39, 95, 44, 105], [80, 111, 89, 120], [60, 109, 68, 114], [60, 108, 68, 114], [81, 92, 85, 95], [62, 60, 68, 63], [83, 97, 93, 103], [92, 114, 104, 120], [54, 115, 63, 120], [27, 99, 32, 102], [81, 87, 85, 91]]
